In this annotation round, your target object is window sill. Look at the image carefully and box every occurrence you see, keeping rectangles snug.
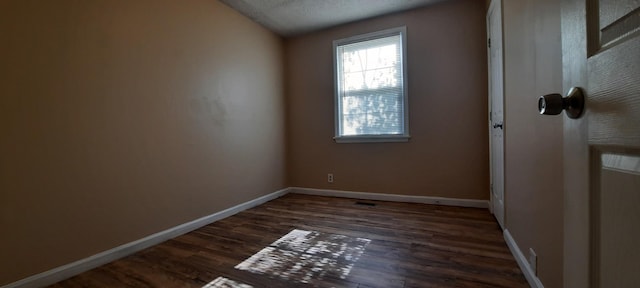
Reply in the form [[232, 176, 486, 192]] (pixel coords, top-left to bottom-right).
[[333, 135, 410, 143]]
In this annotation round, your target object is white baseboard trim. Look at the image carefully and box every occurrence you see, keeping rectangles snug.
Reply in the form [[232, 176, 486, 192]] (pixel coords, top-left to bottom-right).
[[2, 188, 290, 288], [289, 187, 489, 208], [504, 229, 544, 288]]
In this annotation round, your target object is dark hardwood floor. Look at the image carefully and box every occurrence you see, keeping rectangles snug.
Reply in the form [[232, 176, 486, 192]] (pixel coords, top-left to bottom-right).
[[49, 193, 528, 288]]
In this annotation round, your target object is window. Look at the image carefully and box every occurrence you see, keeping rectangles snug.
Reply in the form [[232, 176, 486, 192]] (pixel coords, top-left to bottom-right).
[[333, 27, 409, 143]]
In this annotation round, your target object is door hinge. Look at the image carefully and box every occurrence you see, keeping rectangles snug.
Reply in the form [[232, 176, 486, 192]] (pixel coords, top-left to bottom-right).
[[488, 38, 491, 48]]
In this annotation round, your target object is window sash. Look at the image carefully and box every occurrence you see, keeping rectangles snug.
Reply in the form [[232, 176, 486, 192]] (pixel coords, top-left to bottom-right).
[[340, 87, 404, 136]]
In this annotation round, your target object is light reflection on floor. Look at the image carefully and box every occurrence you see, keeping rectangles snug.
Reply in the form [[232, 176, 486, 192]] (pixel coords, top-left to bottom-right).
[[234, 229, 371, 284], [202, 277, 253, 288]]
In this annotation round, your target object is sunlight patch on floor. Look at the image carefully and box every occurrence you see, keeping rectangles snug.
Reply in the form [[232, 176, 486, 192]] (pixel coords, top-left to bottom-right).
[[202, 277, 253, 288], [234, 229, 370, 284]]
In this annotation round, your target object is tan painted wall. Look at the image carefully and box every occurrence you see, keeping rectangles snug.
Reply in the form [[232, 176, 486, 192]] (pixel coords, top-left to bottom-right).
[[503, 0, 564, 287], [285, 0, 489, 199], [0, 0, 286, 285]]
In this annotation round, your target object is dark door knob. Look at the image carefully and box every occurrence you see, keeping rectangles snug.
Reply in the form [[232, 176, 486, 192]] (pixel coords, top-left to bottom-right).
[[538, 87, 585, 119]]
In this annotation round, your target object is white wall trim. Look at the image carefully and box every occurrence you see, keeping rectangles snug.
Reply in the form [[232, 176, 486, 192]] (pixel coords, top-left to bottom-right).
[[504, 229, 545, 288], [2, 188, 290, 288], [290, 187, 489, 208]]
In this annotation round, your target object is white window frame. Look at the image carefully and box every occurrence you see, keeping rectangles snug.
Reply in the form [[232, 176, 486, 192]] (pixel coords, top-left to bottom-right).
[[333, 26, 409, 143]]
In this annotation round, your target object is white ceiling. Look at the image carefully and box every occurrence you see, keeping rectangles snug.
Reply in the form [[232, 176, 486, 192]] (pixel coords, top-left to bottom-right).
[[219, 0, 447, 37]]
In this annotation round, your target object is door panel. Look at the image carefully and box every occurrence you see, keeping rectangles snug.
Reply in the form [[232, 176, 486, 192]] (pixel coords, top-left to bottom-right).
[[596, 153, 640, 287], [596, 0, 640, 49], [598, 0, 639, 27], [588, 29, 640, 146]]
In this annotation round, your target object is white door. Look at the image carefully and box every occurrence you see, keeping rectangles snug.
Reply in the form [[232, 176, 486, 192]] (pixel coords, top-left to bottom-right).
[[487, 0, 505, 229], [562, 0, 640, 287]]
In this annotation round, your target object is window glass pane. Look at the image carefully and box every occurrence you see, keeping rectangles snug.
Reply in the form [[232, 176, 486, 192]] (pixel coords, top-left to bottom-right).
[[341, 91, 402, 135]]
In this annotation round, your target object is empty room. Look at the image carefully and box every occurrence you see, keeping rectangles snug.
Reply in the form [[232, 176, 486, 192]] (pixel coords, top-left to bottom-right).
[[1, 0, 639, 287]]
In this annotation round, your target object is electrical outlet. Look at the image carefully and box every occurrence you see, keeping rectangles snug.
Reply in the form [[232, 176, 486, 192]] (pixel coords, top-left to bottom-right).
[[529, 248, 537, 275], [327, 173, 334, 183]]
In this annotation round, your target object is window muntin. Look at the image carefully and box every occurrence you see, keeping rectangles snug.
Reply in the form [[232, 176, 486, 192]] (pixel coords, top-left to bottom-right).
[[334, 27, 409, 143]]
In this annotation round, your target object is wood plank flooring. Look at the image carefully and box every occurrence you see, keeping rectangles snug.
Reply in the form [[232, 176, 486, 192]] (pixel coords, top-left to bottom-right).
[[49, 194, 528, 288]]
